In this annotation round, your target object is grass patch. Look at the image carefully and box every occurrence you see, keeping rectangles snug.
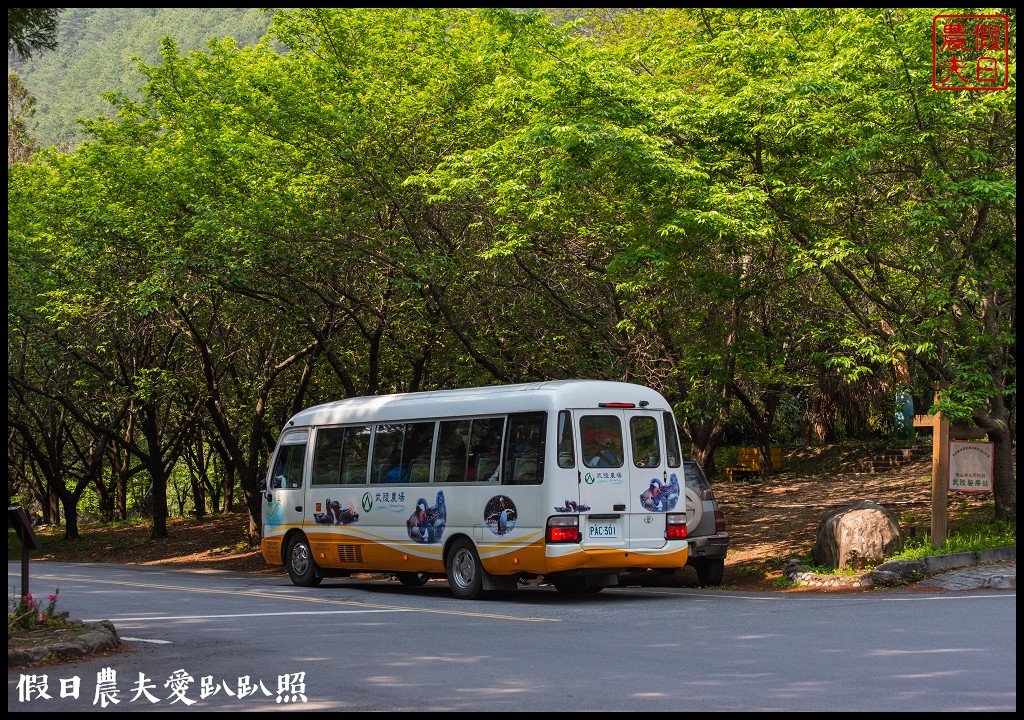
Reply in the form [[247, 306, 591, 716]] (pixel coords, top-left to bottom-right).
[[889, 517, 1016, 561], [210, 540, 252, 556]]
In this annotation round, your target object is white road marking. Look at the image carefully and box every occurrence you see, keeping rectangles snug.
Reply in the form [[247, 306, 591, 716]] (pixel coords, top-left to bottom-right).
[[87, 609, 414, 622]]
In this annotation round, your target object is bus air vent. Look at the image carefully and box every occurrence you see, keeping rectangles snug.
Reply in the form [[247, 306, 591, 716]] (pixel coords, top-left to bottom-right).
[[337, 545, 364, 563]]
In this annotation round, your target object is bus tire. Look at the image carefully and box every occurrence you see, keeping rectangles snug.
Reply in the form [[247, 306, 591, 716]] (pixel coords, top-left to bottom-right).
[[446, 539, 484, 600], [396, 572, 429, 587], [287, 534, 323, 587]]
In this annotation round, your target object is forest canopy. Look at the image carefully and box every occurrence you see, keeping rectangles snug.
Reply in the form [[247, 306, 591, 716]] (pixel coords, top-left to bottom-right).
[[7, 8, 1016, 540]]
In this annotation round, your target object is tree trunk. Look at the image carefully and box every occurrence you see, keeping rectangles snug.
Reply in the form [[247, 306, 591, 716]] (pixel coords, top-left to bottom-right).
[[55, 484, 80, 540], [47, 485, 61, 526], [975, 387, 1015, 521]]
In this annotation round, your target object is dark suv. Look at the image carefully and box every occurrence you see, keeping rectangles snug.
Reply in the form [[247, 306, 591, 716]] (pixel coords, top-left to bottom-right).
[[683, 460, 729, 586]]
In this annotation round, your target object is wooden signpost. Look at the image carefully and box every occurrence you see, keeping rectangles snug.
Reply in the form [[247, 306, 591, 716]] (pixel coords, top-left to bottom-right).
[[8, 505, 42, 599], [913, 382, 989, 548]]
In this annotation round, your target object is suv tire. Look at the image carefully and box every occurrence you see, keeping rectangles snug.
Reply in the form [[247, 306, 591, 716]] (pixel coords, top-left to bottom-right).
[[694, 557, 725, 587]]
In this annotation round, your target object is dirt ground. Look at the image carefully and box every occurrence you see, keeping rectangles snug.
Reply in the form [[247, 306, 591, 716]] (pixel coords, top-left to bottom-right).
[[13, 445, 1000, 594]]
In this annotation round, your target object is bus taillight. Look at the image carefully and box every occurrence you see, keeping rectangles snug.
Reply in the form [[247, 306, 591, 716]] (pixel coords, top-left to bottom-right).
[[546, 515, 581, 543], [665, 513, 687, 540]]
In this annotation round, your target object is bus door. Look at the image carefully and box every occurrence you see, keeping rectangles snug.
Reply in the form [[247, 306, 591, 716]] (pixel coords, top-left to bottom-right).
[[625, 410, 680, 548], [575, 409, 671, 550], [264, 429, 309, 535]]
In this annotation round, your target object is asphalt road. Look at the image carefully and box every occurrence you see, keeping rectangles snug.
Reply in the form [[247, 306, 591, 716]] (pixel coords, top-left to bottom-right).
[[8, 562, 1017, 712]]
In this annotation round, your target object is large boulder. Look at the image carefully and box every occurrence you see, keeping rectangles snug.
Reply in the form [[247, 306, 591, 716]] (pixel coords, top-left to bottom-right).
[[812, 500, 903, 570]]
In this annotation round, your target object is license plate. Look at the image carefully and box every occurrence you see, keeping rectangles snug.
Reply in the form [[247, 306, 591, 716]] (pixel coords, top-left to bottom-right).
[[589, 523, 617, 538]]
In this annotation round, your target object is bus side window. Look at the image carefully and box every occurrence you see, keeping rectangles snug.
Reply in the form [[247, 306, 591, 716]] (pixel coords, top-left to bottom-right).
[[341, 424, 372, 484], [372, 424, 405, 483], [404, 421, 436, 484], [662, 411, 683, 468], [312, 427, 344, 486], [556, 410, 574, 468], [436, 419, 471, 482], [469, 417, 504, 482], [502, 412, 546, 485]]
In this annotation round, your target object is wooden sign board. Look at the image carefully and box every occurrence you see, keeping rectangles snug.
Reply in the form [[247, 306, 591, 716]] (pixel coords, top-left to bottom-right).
[[948, 440, 994, 492], [909, 381, 990, 548]]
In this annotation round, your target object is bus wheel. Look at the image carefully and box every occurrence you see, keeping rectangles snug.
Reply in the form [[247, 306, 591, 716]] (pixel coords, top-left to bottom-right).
[[396, 572, 429, 587], [446, 539, 483, 600], [552, 578, 604, 595], [287, 535, 323, 587]]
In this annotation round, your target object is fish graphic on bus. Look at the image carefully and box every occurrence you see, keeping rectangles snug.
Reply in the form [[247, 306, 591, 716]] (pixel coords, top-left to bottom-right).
[[407, 491, 446, 543]]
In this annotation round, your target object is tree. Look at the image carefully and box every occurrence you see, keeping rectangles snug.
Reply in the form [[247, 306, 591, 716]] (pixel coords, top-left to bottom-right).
[[7, 8, 62, 60], [731, 9, 1016, 517], [8, 73, 40, 163]]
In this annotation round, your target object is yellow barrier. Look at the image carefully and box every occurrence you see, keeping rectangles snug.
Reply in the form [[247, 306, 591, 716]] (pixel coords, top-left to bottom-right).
[[726, 447, 782, 481]]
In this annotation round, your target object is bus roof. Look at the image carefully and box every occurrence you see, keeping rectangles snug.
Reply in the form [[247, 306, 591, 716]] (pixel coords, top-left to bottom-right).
[[282, 380, 671, 430]]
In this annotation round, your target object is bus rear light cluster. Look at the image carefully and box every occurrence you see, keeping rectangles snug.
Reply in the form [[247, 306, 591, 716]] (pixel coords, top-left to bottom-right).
[[546, 515, 581, 543], [665, 513, 687, 540]]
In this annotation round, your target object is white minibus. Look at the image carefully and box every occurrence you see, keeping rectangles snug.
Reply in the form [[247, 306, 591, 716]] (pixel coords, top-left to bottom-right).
[[261, 380, 689, 598]]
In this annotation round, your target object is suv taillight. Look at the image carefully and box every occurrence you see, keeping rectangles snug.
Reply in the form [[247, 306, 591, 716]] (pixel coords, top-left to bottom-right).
[[546, 515, 580, 543], [666, 513, 687, 540], [714, 509, 727, 533]]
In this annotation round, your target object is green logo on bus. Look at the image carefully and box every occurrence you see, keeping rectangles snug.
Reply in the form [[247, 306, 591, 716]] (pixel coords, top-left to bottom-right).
[[361, 492, 373, 512], [584, 473, 595, 484]]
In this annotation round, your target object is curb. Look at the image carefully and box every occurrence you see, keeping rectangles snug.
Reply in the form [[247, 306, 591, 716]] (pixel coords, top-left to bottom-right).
[[785, 545, 1016, 589], [921, 545, 1016, 571], [8, 620, 120, 668]]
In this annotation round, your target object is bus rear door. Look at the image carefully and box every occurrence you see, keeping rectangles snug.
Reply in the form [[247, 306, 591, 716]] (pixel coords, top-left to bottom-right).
[[574, 409, 670, 550]]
